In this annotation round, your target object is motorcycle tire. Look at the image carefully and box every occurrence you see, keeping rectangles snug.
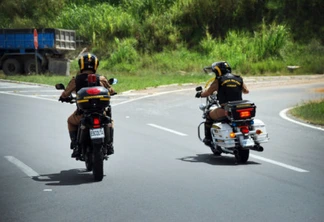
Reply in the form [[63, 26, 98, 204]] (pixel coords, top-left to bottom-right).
[[211, 146, 222, 156], [235, 148, 249, 163], [85, 150, 93, 171], [92, 145, 104, 181]]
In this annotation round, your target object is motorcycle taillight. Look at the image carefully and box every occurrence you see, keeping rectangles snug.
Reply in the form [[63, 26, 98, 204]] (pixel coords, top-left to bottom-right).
[[240, 126, 249, 134], [236, 108, 253, 118], [93, 117, 100, 128], [86, 88, 101, 95]]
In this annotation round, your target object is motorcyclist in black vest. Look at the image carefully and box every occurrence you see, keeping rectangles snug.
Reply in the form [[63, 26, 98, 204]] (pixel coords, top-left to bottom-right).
[[59, 53, 115, 158], [195, 61, 249, 146]]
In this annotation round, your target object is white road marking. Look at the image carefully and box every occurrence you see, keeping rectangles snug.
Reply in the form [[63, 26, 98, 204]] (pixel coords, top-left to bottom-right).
[[5, 156, 40, 177], [250, 154, 309, 172], [0, 85, 40, 89], [147, 122, 309, 172], [112, 88, 192, 107], [0, 83, 192, 105], [0, 91, 60, 102], [147, 123, 188, 136], [43, 189, 52, 192], [0, 90, 57, 92], [280, 108, 324, 132], [0, 83, 315, 173]]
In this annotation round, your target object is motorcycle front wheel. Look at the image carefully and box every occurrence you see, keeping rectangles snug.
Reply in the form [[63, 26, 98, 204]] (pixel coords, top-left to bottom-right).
[[210, 146, 222, 156]]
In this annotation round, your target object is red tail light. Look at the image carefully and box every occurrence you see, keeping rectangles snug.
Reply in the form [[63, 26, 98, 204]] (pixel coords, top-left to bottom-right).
[[93, 117, 100, 128], [237, 108, 253, 118], [88, 74, 97, 83], [240, 126, 249, 134], [86, 88, 101, 95]]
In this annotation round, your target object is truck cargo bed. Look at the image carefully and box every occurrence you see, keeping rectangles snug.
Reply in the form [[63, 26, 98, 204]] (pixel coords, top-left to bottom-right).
[[0, 28, 76, 51]]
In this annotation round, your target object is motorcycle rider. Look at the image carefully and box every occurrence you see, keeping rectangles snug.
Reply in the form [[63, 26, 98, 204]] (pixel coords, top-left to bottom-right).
[[195, 61, 249, 146], [59, 53, 115, 158]]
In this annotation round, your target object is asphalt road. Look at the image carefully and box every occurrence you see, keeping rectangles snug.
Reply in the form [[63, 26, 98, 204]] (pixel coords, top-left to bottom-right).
[[0, 78, 324, 222]]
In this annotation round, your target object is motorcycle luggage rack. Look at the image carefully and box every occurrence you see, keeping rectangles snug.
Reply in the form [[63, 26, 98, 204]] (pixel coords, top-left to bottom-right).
[[225, 100, 256, 121]]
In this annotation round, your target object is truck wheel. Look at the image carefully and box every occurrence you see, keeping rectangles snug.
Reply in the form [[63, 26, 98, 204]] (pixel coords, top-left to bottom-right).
[[2, 58, 22, 75], [24, 59, 41, 74]]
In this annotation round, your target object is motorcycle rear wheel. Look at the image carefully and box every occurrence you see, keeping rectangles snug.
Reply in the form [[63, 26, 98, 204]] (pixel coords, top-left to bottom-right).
[[85, 151, 93, 171], [235, 148, 249, 163], [92, 145, 104, 181]]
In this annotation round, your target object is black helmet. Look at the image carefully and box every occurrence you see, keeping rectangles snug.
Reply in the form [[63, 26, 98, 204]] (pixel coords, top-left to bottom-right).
[[211, 61, 231, 77], [78, 53, 99, 73]]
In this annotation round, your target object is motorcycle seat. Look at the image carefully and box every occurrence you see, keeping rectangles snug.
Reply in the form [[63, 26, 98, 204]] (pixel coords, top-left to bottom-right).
[[213, 116, 228, 123]]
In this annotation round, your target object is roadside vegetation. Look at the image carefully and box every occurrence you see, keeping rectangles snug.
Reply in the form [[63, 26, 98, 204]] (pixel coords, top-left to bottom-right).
[[0, 0, 323, 76], [0, 0, 323, 124], [290, 99, 324, 126]]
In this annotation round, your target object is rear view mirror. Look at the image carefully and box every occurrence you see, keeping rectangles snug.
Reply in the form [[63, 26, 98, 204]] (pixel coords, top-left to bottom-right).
[[108, 78, 118, 85], [195, 86, 203, 91], [55, 83, 65, 90]]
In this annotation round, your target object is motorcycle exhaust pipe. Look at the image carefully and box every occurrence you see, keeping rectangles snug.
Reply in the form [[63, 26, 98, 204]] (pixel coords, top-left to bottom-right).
[[251, 144, 264, 152]]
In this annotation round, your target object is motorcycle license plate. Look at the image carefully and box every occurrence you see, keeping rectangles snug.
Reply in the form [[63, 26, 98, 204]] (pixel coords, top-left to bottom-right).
[[242, 138, 254, 147], [90, 128, 105, 139]]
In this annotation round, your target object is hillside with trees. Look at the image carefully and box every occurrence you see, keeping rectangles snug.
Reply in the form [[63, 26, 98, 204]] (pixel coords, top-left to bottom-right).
[[1, 0, 323, 75]]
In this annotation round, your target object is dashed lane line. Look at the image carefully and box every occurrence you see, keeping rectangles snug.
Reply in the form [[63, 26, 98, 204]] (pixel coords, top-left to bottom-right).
[[4, 156, 39, 177], [1, 83, 314, 173], [146, 124, 309, 172], [147, 123, 188, 136]]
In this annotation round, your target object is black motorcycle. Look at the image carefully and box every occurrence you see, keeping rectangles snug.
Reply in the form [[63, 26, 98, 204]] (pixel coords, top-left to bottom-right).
[[56, 76, 117, 181]]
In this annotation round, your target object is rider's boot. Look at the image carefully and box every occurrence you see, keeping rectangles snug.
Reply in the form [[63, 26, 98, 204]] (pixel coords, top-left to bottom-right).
[[104, 125, 114, 158], [69, 131, 80, 158], [203, 121, 212, 146]]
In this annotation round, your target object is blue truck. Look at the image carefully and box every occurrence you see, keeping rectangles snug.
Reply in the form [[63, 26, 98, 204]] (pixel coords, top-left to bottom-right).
[[0, 28, 76, 75]]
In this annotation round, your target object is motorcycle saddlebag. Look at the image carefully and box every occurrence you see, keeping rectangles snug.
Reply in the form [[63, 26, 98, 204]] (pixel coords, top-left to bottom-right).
[[225, 100, 256, 121], [76, 86, 110, 111]]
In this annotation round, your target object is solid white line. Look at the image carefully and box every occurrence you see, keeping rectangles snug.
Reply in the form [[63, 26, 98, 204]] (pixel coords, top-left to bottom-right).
[[250, 154, 309, 172], [4, 156, 40, 177], [0, 90, 57, 92], [0, 87, 193, 105], [112, 88, 192, 107], [280, 108, 324, 132], [0, 91, 60, 102], [0, 85, 40, 89], [147, 123, 188, 136]]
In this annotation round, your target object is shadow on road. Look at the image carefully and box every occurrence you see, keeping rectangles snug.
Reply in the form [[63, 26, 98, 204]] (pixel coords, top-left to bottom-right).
[[32, 169, 101, 186], [178, 153, 260, 166]]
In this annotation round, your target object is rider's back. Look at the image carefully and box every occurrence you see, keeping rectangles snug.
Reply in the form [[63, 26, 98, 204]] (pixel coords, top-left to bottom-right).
[[75, 73, 101, 93], [217, 73, 243, 105]]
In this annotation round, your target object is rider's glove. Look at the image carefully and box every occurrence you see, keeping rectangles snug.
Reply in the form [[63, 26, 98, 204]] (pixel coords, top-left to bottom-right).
[[195, 92, 202, 98], [59, 96, 71, 103], [58, 96, 65, 102]]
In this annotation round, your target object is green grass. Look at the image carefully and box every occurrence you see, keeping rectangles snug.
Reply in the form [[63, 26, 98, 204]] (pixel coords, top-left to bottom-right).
[[0, 70, 212, 93], [290, 99, 324, 126]]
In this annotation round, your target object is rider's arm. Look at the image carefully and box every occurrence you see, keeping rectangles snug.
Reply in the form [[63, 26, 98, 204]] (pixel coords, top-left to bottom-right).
[[99, 76, 115, 94], [242, 83, 249, 94], [61, 77, 76, 98], [201, 79, 218, 97]]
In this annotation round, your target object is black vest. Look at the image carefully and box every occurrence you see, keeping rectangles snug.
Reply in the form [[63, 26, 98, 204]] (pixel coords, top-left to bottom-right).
[[75, 73, 100, 93], [217, 73, 243, 105]]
